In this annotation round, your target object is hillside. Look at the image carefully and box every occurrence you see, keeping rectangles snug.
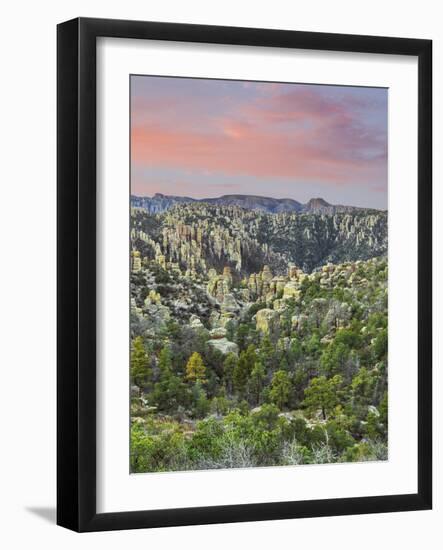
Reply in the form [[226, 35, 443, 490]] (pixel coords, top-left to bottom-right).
[[130, 200, 388, 473], [131, 202, 387, 275]]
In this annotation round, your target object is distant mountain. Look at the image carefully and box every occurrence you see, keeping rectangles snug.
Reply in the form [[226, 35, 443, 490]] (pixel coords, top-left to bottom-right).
[[131, 193, 376, 215], [202, 194, 304, 213], [131, 193, 197, 214], [305, 197, 332, 212]]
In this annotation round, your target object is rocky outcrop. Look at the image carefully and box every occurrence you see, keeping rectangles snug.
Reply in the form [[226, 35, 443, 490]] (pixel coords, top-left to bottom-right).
[[209, 327, 227, 339], [132, 202, 387, 277], [291, 314, 308, 332], [208, 337, 239, 355], [131, 250, 142, 272], [283, 282, 301, 301], [256, 308, 279, 334], [130, 200, 387, 358], [189, 314, 205, 330], [207, 275, 231, 303], [221, 293, 240, 313]]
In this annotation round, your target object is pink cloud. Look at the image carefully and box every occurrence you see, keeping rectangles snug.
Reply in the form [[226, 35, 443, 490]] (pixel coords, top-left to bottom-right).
[[131, 84, 386, 187], [132, 123, 383, 184]]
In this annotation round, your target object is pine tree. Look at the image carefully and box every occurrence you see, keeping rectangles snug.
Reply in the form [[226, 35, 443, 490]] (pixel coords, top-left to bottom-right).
[[373, 328, 388, 361], [259, 335, 274, 370], [321, 341, 349, 377], [130, 336, 151, 388], [152, 345, 187, 413], [233, 345, 257, 399], [302, 375, 343, 420], [269, 370, 292, 410], [288, 336, 302, 365], [351, 367, 374, 407], [185, 352, 207, 384], [236, 323, 249, 351], [191, 380, 210, 418], [158, 345, 173, 373], [249, 361, 266, 405], [223, 353, 237, 395]]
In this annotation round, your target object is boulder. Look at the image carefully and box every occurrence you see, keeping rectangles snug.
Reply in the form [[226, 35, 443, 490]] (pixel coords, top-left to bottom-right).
[[209, 327, 227, 339], [189, 314, 204, 330], [221, 293, 239, 313], [208, 337, 239, 355], [209, 310, 221, 327]]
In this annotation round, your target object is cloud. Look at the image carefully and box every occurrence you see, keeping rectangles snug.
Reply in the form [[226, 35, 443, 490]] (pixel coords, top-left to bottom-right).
[[131, 78, 387, 193]]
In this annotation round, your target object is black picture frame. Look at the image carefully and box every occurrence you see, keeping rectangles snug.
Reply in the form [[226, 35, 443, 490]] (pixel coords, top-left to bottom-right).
[[57, 17, 432, 532]]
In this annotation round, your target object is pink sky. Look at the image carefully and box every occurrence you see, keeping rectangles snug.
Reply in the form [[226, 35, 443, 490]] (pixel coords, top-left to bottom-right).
[[131, 77, 387, 209]]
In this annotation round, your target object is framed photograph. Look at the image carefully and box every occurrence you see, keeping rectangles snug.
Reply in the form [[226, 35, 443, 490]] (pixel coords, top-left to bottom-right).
[[57, 17, 432, 532]]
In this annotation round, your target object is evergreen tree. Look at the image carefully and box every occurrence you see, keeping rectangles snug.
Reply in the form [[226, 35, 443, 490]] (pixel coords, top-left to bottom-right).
[[305, 331, 322, 358], [158, 345, 173, 372], [130, 336, 151, 388], [233, 345, 257, 398], [152, 345, 187, 413], [269, 370, 292, 410], [288, 336, 302, 365], [185, 352, 207, 384], [321, 341, 349, 377], [373, 328, 388, 361], [351, 367, 375, 408], [225, 320, 235, 342], [222, 353, 237, 394], [191, 381, 210, 418], [303, 375, 343, 420], [249, 361, 266, 405], [259, 335, 274, 370], [236, 323, 249, 351]]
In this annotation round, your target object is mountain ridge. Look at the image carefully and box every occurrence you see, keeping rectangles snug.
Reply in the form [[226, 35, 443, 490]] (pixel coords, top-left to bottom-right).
[[131, 193, 382, 215]]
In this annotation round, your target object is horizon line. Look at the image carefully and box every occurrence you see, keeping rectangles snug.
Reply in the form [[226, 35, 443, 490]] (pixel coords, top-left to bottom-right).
[[130, 192, 386, 210]]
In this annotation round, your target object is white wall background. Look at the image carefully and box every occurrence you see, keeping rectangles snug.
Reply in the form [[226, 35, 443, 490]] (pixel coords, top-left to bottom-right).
[[0, 0, 440, 547]]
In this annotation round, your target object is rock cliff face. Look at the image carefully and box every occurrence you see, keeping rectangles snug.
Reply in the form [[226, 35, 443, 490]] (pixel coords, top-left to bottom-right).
[[132, 202, 387, 276], [256, 308, 279, 334]]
